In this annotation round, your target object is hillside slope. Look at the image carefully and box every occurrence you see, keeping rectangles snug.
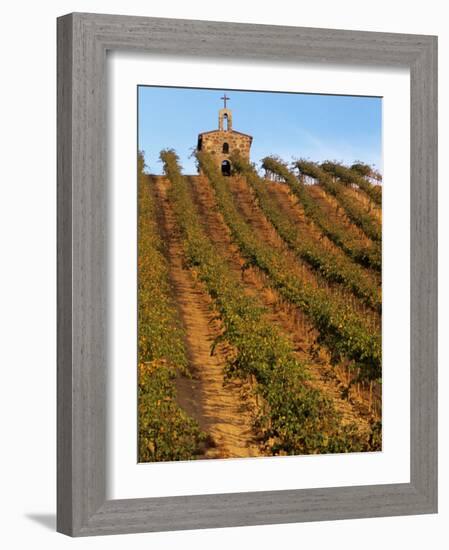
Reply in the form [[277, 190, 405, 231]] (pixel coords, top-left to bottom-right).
[[138, 154, 382, 461]]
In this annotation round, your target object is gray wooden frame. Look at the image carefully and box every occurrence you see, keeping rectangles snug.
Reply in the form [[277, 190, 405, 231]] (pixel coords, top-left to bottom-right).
[[57, 12, 438, 537]]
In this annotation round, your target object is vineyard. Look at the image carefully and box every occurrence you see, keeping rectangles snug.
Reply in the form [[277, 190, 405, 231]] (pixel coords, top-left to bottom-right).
[[138, 150, 382, 462]]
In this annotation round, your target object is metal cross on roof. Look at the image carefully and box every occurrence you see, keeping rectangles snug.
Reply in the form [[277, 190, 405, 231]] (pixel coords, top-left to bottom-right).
[[220, 93, 230, 108]]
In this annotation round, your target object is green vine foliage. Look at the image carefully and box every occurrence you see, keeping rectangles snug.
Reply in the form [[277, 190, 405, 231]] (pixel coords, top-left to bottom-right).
[[351, 162, 372, 178], [321, 160, 382, 206], [198, 152, 381, 383], [137, 151, 206, 462], [160, 149, 376, 454], [231, 154, 381, 313], [138, 362, 207, 462], [262, 156, 381, 272]]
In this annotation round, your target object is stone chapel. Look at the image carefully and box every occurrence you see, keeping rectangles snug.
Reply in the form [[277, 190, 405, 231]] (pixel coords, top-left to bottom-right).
[[197, 94, 253, 176]]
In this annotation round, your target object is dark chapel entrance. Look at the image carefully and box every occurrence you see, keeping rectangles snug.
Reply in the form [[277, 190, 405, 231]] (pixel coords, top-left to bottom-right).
[[221, 160, 231, 176]]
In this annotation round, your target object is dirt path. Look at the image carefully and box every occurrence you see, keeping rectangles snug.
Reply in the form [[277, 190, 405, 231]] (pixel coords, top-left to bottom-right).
[[152, 176, 261, 459], [187, 176, 376, 431]]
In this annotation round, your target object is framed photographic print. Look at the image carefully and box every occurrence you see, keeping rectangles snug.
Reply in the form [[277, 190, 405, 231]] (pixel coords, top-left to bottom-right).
[[57, 12, 437, 536]]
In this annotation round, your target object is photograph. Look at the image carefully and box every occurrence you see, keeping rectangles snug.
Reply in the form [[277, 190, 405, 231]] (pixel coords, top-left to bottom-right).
[[137, 86, 383, 462]]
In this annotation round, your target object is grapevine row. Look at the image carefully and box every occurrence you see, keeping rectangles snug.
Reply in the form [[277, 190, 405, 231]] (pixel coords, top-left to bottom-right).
[[198, 152, 381, 382], [137, 153, 206, 462], [262, 156, 381, 272], [161, 149, 373, 454], [321, 161, 382, 206], [231, 154, 381, 313], [294, 160, 382, 243]]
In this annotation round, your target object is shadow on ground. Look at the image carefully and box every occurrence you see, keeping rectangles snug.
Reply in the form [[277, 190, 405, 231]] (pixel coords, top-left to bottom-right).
[[25, 513, 56, 531]]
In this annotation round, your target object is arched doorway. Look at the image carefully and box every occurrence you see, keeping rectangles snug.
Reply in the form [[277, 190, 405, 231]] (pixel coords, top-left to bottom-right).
[[221, 160, 231, 176]]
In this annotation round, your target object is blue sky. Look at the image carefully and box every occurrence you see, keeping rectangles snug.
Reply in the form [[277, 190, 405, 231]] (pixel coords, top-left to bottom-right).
[[138, 86, 382, 175]]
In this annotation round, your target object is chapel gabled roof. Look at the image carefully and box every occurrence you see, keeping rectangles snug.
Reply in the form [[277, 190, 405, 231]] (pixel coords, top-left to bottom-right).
[[198, 128, 253, 142]]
